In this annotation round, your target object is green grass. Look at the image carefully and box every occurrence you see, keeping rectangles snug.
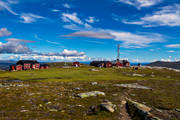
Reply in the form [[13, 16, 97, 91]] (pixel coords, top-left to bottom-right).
[[1, 66, 179, 82], [0, 66, 180, 119]]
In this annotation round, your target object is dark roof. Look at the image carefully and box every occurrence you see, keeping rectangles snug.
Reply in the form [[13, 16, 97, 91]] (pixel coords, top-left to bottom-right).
[[91, 61, 111, 64], [40, 64, 48, 66], [16, 60, 39, 65], [90, 61, 112, 66]]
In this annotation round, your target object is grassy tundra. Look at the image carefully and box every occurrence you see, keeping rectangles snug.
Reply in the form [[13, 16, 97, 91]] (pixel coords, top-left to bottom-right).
[[0, 64, 179, 120]]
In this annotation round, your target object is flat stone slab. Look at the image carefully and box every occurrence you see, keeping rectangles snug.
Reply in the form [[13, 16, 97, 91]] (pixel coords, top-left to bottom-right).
[[126, 99, 162, 120], [114, 83, 151, 90], [77, 91, 105, 98], [100, 101, 116, 113], [132, 73, 144, 77]]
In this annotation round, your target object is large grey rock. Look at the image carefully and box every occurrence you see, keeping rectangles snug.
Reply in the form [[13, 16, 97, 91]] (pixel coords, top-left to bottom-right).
[[114, 83, 151, 90], [132, 73, 144, 77], [89, 69, 99, 71], [100, 101, 116, 113], [175, 108, 180, 112], [77, 91, 105, 98], [126, 99, 162, 120], [91, 82, 98, 85]]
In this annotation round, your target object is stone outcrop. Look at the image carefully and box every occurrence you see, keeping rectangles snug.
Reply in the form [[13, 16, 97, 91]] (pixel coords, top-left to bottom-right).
[[114, 83, 152, 90], [100, 101, 116, 113], [77, 91, 105, 98], [126, 99, 162, 120]]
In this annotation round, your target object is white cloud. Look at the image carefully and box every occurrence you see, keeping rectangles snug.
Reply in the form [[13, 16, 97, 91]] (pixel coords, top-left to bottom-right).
[[34, 34, 43, 40], [63, 4, 71, 9], [20, 13, 46, 23], [165, 44, 180, 48], [123, 4, 180, 27], [85, 17, 99, 23], [61, 49, 85, 56], [0, 41, 32, 54], [110, 31, 164, 48], [160, 58, 172, 62], [117, 0, 162, 9], [52, 9, 60, 12], [167, 50, 175, 53], [6, 38, 35, 43], [7, 0, 18, 4], [8, 49, 88, 61], [61, 12, 92, 29], [46, 40, 60, 45], [149, 49, 154, 52], [62, 31, 114, 39], [0, 0, 18, 15], [63, 30, 164, 48], [0, 28, 12, 37], [62, 13, 83, 25]]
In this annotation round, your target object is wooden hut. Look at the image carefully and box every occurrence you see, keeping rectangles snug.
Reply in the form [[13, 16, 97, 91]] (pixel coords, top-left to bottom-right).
[[16, 60, 40, 70], [115, 61, 123, 67], [10, 65, 16, 71], [122, 60, 130, 67], [72, 62, 80, 67], [90, 61, 112, 68], [40, 64, 49, 69], [16, 65, 23, 71]]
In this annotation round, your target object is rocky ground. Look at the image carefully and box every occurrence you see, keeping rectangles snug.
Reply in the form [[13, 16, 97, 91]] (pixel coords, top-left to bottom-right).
[[0, 67, 179, 120]]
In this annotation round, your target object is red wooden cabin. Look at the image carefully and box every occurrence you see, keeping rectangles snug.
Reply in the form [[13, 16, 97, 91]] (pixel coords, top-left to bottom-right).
[[123, 60, 130, 67], [40, 65, 44, 69], [115, 62, 123, 67], [16, 60, 40, 70], [16, 65, 23, 71], [72, 62, 80, 67], [106, 61, 112, 68], [40, 64, 49, 69], [90, 61, 112, 68], [10, 65, 16, 71], [32, 63, 40, 69], [44, 65, 49, 69]]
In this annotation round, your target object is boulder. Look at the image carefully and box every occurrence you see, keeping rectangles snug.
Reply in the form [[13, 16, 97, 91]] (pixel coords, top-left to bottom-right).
[[89, 69, 99, 71], [77, 91, 105, 98], [132, 73, 144, 77], [175, 108, 180, 112], [100, 101, 116, 113], [73, 87, 81, 91], [126, 99, 162, 120], [114, 83, 151, 90], [91, 82, 98, 85]]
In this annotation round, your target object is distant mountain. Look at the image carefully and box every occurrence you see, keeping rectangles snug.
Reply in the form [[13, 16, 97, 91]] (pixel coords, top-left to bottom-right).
[[147, 61, 180, 70], [0, 60, 16, 64], [0, 60, 16, 70]]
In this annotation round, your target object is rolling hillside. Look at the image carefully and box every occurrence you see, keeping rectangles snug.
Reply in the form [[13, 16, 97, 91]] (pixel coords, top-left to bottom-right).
[[147, 61, 180, 69]]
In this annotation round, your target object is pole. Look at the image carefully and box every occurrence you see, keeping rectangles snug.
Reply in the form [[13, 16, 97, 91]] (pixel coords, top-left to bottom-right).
[[117, 43, 120, 61]]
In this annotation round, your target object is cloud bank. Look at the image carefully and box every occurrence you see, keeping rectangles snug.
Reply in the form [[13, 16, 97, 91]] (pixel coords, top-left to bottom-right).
[[123, 4, 180, 27], [63, 30, 164, 48], [117, 0, 162, 9], [165, 44, 180, 48], [0, 28, 12, 37]]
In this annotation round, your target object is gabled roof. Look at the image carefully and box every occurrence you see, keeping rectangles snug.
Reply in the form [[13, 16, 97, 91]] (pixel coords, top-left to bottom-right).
[[16, 60, 39, 65]]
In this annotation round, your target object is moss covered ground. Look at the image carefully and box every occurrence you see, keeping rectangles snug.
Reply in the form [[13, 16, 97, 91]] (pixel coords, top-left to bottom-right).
[[0, 65, 179, 119]]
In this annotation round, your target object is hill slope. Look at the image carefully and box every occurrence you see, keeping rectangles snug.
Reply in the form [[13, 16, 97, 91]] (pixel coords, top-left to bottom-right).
[[147, 61, 180, 69]]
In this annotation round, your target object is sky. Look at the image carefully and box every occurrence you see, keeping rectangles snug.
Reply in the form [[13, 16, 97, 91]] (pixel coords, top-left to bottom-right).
[[0, 0, 180, 62]]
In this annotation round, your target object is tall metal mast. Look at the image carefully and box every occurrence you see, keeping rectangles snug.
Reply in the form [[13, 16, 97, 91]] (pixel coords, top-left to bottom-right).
[[117, 43, 120, 61]]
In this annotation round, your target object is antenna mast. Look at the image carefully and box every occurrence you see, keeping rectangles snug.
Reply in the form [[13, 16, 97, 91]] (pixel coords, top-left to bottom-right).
[[117, 43, 120, 61]]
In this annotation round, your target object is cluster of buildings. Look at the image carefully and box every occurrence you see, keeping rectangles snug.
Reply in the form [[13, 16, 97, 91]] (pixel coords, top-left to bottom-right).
[[90, 60, 130, 68], [10, 60, 48, 71], [90, 44, 130, 68], [9, 44, 130, 70]]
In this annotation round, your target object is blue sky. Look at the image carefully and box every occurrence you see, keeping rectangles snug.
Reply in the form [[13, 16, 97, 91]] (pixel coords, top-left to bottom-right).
[[0, 0, 180, 62]]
